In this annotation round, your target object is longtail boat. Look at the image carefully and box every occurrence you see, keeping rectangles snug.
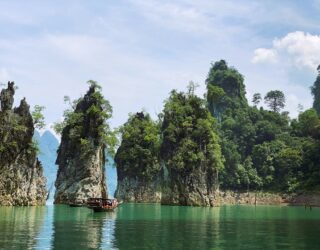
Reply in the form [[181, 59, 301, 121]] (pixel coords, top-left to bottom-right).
[[87, 198, 119, 212]]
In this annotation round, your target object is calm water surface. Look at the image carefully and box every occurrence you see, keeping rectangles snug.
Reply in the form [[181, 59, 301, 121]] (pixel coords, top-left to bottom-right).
[[0, 204, 319, 249]]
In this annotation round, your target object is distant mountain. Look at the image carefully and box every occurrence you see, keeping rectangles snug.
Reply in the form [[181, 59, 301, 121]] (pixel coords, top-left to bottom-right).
[[34, 130, 59, 203], [34, 130, 118, 202], [106, 157, 117, 198]]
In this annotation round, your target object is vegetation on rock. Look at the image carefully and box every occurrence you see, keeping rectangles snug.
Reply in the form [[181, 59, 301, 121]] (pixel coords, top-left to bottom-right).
[[161, 83, 223, 175], [312, 66, 320, 114], [0, 82, 47, 206], [160, 83, 223, 206], [206, 60, 320, 193], [54, 80, 117, 204], [115, 112, 160, 180]]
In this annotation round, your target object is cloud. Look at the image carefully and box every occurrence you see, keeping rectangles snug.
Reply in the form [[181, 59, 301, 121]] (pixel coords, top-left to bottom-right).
[[252, 31, 320, 71], [0, 0, 318, 126], [128, 0, 212, 34], [252, 48, 278, 64]]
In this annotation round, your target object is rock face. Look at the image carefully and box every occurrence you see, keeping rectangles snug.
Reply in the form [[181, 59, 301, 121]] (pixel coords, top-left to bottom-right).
[[159, 89, 223, 207], [114, 112, 162, 203], [0, 82, 47, 206], [54, 86, 108, 204], [116, 175, 162, 203], [213, 190, 284, 205], [161, 167, 218, 206]]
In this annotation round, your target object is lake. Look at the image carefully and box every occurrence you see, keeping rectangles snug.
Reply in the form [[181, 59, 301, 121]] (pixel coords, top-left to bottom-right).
[[0, 204, 319, 249]]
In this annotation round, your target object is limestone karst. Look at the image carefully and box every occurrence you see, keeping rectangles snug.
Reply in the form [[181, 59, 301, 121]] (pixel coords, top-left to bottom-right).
[[0, 82, 47, 206]]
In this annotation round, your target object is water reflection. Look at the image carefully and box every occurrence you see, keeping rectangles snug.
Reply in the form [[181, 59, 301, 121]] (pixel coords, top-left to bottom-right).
[[51, 205, 116, 249], [215, 205, 320, 249], [113, 204, 221, 249], [0, 206, 45, 249], [0, 204, 320, 249], [113, 204, 320, 250]]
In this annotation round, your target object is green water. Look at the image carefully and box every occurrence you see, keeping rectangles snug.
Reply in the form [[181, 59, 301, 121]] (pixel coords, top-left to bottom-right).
[[0, 204, 319, 249]]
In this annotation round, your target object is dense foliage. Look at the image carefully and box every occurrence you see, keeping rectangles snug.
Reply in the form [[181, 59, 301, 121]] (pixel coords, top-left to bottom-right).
[[114, 60, 319, 194], [115, 112, 161, 180], [206, 60, 320, 192], [54, 80, 117, 158], [312, 66, 320, 114], [206, 60, 247, 120], [160, 84, 223, 175], [32, 105, 46, 130]]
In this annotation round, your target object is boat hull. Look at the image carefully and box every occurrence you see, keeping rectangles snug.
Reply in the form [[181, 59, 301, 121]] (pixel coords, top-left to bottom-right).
[[86, 198, 119, 212], [91, 207, 116, 212]]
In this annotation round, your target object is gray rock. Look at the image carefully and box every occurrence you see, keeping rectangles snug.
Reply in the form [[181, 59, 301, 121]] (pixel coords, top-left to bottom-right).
[[116, 176, 162, 203], [54, 86, 108, 205], [161, 166, 218, 206], [0, 81, 15, 111], [0, 82, 47, 206]]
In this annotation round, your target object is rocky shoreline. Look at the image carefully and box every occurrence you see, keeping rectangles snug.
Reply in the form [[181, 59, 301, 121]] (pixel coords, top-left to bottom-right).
[[116, 189, 320, 207], [211, 190, 320, 207]]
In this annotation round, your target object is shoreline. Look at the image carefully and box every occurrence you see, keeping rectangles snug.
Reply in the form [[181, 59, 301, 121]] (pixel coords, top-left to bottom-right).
[[213, 190, 320, 207]]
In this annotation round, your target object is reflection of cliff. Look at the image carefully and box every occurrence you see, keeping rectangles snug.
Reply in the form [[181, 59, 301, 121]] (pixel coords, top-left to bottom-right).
[[51, 206, 116, 249], [113, 205, 320, 249], [215, 206, 320, 249], [0, 207, 45, 249], [113, 204, 220, 249]]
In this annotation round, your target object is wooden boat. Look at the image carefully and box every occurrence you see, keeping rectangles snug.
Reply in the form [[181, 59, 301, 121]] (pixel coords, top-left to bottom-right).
[[87, 198, 119, 212]]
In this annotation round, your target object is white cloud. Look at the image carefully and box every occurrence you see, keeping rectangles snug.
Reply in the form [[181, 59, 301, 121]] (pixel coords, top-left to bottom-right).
[[252, 31, 320, 71], [128, 0, 212, 33], [252, 48, 278, 64], [0, 1, 318, 126]]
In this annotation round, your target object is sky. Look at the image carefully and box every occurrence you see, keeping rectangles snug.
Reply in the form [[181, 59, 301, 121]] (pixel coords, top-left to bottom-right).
[[0, 0, 319, 133]]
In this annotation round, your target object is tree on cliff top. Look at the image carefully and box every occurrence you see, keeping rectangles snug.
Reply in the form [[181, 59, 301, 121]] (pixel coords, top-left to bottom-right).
[[312, 65, 320, 114], [115, 111, 160, 180], [54, 80, 117, 157], [32, 105, 46, 130], [264, 90, 286, 113], [252, 93, 262, 107], [206, 60, 247, 118], [160, 84, 223, 175]]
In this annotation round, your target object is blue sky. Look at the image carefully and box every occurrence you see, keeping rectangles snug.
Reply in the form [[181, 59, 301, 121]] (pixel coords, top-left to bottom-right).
[[0, 0, 319, 132]]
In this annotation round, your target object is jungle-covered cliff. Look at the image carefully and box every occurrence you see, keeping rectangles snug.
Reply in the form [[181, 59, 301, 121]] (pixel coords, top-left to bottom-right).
[[54, 81, 116, 204], [0, 82, 47, 206], [160, 86, 223, 206], [207, 60, 320, 193], [115, 112, 161, 202], [115, 60, 320, 206]]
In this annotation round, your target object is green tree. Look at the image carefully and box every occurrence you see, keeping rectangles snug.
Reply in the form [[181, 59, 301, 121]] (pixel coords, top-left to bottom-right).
[[297, 109, 320, 138], [32, 105, 46, 130], [115, 112, 161, 180], [274, 148, 303, 192], [206, 60, 247, 118], [264, 90, 286, 112], [251, 140, 286, 188], [311, 65, 320, 114], [161, 88, 223, 174], [55, 80, 117, 157], [252, 93, 262, 106]]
